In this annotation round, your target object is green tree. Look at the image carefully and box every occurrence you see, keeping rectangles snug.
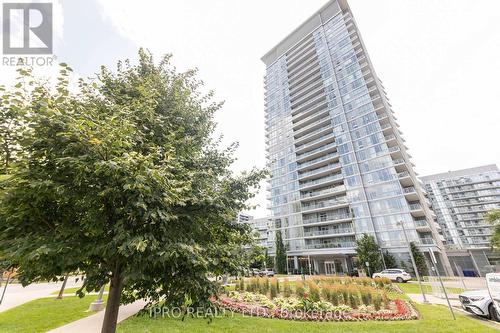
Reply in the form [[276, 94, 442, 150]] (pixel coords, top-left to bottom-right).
[[0, 73, 28, 173], [0, 51, 265, 333], [355, 234, 381, 276], [265, 249, 274, 269], [246, 244, 265, 269], [410, 242, 428, 276], [486, 209, 500, 251], [383, 251, 397, 269], [275, 230, 287, 274]]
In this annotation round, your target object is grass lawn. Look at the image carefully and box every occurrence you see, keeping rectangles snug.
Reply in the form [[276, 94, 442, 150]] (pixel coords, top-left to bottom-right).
[[117, 302, 495, 333], [396, 282, 464, 295], [50, 285, 110, 296], [0, 295, 106, 333]]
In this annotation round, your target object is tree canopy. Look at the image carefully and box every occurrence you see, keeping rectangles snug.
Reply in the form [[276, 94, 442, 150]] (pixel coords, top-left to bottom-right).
[[410, 242, 428, 276], [274, 230, 287, 274], [355, 234, 381, 275], [0, 50, 265, 333], [486, 209, 500, 251]]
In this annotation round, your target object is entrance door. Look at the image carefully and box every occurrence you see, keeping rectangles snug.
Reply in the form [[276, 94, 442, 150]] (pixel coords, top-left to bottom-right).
[[324, 261, 335, 275], [334, 259, 345, 275]]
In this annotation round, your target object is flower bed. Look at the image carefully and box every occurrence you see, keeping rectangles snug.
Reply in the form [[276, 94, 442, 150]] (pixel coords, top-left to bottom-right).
[[214, 292, 418, 322]]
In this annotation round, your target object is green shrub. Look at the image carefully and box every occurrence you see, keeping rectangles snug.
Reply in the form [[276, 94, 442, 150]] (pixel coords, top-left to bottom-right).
[[239, 278, 245, 291]]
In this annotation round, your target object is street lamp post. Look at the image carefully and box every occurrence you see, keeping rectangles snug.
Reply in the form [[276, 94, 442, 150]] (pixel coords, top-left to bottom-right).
[[398, 221, 429, 304], [89, 285, 106, 311]]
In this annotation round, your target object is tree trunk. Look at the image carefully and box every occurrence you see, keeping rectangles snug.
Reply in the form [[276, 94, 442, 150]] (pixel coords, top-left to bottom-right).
[[101, 266, 123, 333], [56, 273, 69, 299]]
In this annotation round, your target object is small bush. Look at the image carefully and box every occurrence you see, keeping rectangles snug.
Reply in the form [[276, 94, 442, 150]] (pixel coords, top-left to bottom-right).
[[239, 278, 245, 291]]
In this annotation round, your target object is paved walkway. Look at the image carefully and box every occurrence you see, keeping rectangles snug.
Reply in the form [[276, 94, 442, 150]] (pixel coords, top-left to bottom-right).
[[407, 293, 461, 307], [0, 280, 83, 313], [48, 300, 147, 333]]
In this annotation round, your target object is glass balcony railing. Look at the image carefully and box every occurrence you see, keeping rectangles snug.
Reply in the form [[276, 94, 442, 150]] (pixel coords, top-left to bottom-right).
[[295, 133, 335, 151], [297, 151, 339, 169], [420, 238, 434, 245], [302, 197, 348, 211], [305, 241, 356, 249], [299, 173, 343, 189], [302, 213, 351, 225], [304, 227, 354, 237], [414, 219, 429, 227], [298, 162, 341, 179], [296, 141, 336, 160], [403, 186, 416, 194], [300, 185, 346, 199], [398, 171, 410, 178], [409, 203, 422, 211]]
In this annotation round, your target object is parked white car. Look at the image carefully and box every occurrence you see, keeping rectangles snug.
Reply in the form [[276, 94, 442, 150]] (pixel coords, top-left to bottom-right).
[[459, 289, 500, 322], [372, 269, 412, 283]]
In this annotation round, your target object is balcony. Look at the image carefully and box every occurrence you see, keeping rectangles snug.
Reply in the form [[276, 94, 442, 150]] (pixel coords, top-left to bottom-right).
[[286, 42, 316, 70], [409, 202, 425, 217], [290, 85, 325, 110], [294, 123, 333, 146], [414, 219, 431, 232], [420, 238, 435, 245], [304, 227, 354, 238], [300, 184, 347, 201], [292, 106, 328, 130], [299, 173, 344, 191], [296, 141, 337, 163], [295, 133, 335, 152], [298, 162, 341, 181], [305, 241, 356, 249], [297, 151, 339, 171], [302, 214, 352, 226], [301, 197, 348, 214], [294, 116, 331, 137], [403, 186, 418, 201]]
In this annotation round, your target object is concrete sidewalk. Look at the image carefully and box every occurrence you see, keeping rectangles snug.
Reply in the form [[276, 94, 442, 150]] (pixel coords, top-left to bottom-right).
[[48, 300, 147, 333], [407, 293, 461, 307], [0, 280, 83, 313]]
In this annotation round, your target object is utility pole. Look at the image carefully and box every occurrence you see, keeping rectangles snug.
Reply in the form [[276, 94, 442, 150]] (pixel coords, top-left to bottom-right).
[[399, 221, 428, 304]]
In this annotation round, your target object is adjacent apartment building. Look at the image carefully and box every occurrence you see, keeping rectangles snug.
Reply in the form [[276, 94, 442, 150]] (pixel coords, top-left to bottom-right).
[[421, 165, 500, 277], [237, 214, 271, 248], [262, 0, 453, 275]]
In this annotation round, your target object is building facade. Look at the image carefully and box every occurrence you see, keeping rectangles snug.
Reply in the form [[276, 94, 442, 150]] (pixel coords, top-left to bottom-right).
[[236, 214, 271, 248], [421, 165, 500, 277], [262, 0, 452, 276]]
